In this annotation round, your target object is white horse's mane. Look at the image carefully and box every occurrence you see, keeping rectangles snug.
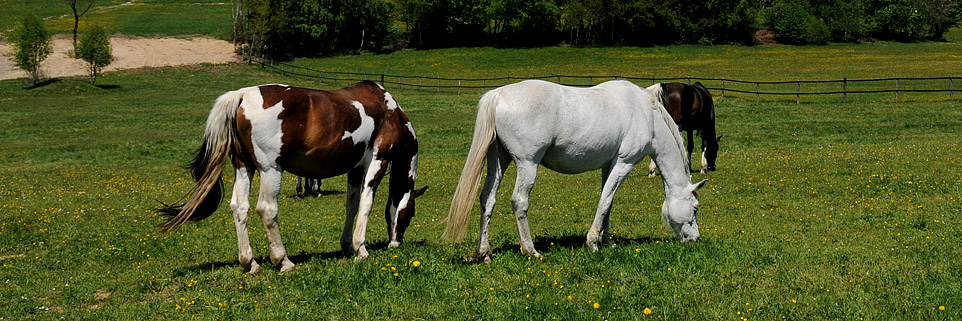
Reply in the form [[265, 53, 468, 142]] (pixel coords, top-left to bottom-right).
[[645, 83, 690, 172]]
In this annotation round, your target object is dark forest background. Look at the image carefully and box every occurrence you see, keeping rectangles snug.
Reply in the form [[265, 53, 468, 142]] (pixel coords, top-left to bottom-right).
[[232, 0, 962, 60]]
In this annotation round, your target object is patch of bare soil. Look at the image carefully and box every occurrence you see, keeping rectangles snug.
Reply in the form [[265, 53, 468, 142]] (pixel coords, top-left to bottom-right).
[[0, 34, 239, 81]]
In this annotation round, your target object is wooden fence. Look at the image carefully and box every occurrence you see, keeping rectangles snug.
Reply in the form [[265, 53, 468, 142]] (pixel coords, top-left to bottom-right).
[[259, 59, 958, 103]]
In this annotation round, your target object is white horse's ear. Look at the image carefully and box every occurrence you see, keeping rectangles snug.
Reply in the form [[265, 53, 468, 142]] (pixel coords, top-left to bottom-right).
[[691, 179, 708, 192]]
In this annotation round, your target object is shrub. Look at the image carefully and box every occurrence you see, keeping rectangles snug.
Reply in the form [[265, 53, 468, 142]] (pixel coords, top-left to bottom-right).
[[76, 25, 113, 84], [9, 13, 52, 85]]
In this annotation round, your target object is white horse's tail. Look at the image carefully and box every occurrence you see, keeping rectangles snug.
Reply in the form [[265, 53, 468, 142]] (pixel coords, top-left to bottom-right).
[[443, 90, 500, 242], [158, 89, 243, 233]]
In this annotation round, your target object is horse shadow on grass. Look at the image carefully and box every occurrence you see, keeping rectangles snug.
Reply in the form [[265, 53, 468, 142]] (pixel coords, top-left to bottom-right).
[[173, 239, 427, 275], [472, 234, 662, 263]]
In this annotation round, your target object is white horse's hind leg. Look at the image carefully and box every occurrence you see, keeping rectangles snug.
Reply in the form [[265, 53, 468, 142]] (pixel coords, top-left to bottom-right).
[[230, 167, 260, 274], [511, 161, 542, 258], [255, 167, 295, 272], [477, 144, 510, 262], [587, 162, 633, 251]]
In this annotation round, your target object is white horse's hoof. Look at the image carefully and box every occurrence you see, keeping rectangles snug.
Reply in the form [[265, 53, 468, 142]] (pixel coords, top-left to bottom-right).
[[278, 258, 296, 273], [353, 246, 370, 261], [245, 260, 262, 274], [388, 241, 401, 248]]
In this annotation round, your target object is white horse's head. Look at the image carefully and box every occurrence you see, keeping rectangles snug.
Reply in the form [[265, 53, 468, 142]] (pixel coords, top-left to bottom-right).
[[662, 179, 707, 242]]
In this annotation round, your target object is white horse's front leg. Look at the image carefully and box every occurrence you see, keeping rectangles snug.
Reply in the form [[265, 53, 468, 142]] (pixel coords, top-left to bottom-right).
[[255, 167, 294, 272], [351, 159, 388, 260], [587, 162, 634, 251], [230, 167, 260, 274], [512, 161, 541, 258]]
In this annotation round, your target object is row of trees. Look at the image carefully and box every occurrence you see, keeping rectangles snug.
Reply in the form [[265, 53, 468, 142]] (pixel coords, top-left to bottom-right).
[[9, 13, 113, 85], [234, 0, 961, 59]]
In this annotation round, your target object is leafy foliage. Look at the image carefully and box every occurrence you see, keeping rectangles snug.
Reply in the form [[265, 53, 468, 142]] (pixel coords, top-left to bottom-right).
[[234, 0, 394, 60], [9, 13, 53, 85], [76, 25, 114, 84]]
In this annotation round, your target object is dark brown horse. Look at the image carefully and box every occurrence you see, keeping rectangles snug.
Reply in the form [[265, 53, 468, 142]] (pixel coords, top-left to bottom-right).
[[647, 81, 721, 176], [158, 81, 427, 273]]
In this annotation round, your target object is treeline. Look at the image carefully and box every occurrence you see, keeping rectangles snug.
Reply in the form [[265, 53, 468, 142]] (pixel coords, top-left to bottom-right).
[[233, 0, 962, 59]]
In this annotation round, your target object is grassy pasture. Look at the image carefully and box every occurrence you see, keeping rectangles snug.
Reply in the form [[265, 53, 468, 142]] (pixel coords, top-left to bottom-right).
[[2, 14, 962, 318], [0, 0, 232, 39], [1, 59, 961, 319]]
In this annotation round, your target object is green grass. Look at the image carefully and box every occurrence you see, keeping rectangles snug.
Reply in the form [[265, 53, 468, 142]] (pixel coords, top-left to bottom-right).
[[0, 0, 232, 39], [1, 49, 961, 319]]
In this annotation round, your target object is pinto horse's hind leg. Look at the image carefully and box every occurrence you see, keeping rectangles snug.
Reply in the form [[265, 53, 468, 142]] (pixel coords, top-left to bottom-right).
[[587, 161, 633, 251], [511, 160, 542, 258], [476, 143, 510, 262], [254, 166, 295, 272], [230, 167, 260, 274]]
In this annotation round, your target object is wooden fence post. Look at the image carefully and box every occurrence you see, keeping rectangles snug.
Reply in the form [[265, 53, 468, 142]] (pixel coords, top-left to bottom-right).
[[721, 80, 725, 97], [437, 77, 440, 93], [895, 78, 900, 102], [319, 71, 323, 85], [843, 78, 847, 103], [458, 80, 462, 95], [756, 82, 760, 103], [951, 76, 955, 100], [796, 80, 800, 104], [418, 76, 422, 91], [380, 74, 385, 88]]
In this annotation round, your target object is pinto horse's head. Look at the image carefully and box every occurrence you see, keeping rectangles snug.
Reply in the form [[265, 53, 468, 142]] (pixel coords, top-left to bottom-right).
[[388, 185, 428, 247], [662, 179, 707, 242]]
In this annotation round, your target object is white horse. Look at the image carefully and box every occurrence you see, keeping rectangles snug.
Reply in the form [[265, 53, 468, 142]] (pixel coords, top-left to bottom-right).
[[443, 80, 707, 261]]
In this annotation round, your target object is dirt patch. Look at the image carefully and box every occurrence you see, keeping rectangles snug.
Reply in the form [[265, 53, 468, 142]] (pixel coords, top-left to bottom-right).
[[0, 34, 239, 81]]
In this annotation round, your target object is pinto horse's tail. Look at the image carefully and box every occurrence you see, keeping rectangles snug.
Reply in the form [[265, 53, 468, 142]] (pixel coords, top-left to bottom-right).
[[442, 90, 500, 242], [157, 89, 244, 233]]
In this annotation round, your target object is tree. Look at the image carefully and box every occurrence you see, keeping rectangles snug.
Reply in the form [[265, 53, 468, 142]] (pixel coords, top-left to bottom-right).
[[76, 25, 113, 84], [64, 0, 96, 53], [10, 13, 53, 85]]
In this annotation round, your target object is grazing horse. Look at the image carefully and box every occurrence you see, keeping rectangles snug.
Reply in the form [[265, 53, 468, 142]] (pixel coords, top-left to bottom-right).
[[443, 80, 707, 262], [646, 82, 721, 176], [158, 81, 427, 273]]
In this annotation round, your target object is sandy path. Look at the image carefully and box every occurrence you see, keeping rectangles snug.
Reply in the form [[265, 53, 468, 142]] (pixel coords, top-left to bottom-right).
[[0, 34, 239, 80]]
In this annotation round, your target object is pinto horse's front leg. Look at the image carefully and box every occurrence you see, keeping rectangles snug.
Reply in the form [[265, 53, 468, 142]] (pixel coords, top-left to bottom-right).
[[344, 158, 389, 260]]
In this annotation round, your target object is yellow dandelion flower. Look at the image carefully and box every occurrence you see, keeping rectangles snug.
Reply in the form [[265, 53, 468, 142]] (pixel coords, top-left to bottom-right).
[[412, 260, 421, 267], [593, 302, 600, 309], [940, 306, 946, 311], [644, 307, 652, 315]]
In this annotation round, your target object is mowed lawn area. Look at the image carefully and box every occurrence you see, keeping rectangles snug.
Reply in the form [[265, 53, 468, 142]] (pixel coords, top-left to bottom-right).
[[2, 39, 962, 319]]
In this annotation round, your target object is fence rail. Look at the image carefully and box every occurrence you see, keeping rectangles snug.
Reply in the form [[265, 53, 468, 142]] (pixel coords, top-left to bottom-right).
[[258, 59, 958, 103]]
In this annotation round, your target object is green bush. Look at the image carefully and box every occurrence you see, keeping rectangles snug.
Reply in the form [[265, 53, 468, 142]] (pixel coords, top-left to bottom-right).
[[76, 25, 113, 84], [9, 13, 52, 85], [766, 0, 830, 44]]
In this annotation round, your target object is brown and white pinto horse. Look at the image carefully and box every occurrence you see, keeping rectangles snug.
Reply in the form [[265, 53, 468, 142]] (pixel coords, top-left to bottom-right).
[[158, 81, 426, 273], [647, 82, 722, 176]]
